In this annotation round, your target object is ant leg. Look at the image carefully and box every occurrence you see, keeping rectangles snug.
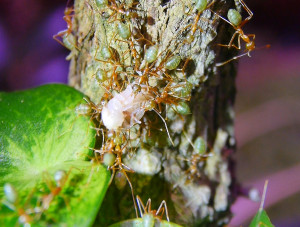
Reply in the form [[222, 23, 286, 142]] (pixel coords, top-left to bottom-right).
[[181, 57, 191, 75], [136, 195, 146, 217], [108, 167, 117, 186], [216, 52, 249, 67], [228, 31, 239, 48], [156, 200, 169, 221], [248, 34, 256, 39], [53, 31, 67, 47], [213, 12, 235, 28], [120, 167, 138, 218], [218, 43, 239, 50], [237, 33, 242, 50], [239, 0, 253, 26], [145, 198, 152, 213]]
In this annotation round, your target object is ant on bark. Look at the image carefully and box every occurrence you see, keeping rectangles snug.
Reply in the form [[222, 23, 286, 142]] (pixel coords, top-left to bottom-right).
[[53, 1, 78, 50], [185, 0, 215, 43], [94, 138, 138, 217], [214, 0, 270, 66]]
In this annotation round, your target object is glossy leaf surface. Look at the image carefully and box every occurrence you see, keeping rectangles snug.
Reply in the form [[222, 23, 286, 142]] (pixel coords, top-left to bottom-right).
[[0, 84, 110, 227]]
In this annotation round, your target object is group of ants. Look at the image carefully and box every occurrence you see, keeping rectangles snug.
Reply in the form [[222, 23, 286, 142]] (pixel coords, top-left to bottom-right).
[[2, 0, 269, 226]]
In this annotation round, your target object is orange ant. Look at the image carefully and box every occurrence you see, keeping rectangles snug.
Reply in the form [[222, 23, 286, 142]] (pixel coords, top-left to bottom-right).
[[136, 195, 170, 223], [73, 96, 109, 141], [148, 82, 188, 112], [94, 138, 138, 217], [179, 133, 212, 180], [53, 3, 78, 50], [116, 31, 155, 73], [40, 169, 71, 211], [106, 0, 139, 23], [214, 0, 270, 66], [184, 153, 212, 180], [2, 183, 39, 226], [75, 97, 103, 121], [185, 0, 216, 43], [94, 37, 129, 92]]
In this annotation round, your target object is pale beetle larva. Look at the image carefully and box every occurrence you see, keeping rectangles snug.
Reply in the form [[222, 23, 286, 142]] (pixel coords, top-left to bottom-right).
[[101, 84, 151, 131], [101, 84, 174, 144]]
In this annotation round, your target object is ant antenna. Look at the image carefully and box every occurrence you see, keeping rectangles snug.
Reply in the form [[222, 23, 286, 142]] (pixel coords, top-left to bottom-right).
[[216, 52, 249, 67], [183, 131, 196, 150], [153, 108, 174, 146]]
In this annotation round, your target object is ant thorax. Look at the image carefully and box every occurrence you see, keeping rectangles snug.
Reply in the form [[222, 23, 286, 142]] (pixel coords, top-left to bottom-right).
[[101, 84, 153, 130]]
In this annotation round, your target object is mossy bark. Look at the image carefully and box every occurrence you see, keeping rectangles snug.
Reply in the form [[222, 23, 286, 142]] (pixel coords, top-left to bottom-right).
[[68, 0, 239, 226]]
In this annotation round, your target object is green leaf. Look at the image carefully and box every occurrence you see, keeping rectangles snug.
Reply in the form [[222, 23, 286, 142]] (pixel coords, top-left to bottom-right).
[[0, 84, 110, 226], [109, 218, 183, 227], [249, 209, 274, 227]]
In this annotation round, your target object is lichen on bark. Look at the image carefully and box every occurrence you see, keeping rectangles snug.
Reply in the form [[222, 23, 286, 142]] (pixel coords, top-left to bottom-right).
[[67, 0, 238, 225]]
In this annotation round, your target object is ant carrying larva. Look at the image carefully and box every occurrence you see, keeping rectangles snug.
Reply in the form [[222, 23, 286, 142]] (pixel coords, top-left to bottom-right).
[[101, 83, 175, 145]]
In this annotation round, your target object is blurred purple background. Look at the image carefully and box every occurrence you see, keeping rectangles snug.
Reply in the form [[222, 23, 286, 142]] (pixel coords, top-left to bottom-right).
[[0, 0, 299, 226]]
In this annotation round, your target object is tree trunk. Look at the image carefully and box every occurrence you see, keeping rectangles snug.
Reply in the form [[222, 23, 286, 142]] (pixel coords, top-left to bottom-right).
[[68, 0, 238, 225]]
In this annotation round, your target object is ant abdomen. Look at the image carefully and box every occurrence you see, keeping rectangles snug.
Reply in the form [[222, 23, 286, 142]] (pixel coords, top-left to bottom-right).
[[227, 9, 242, 27]]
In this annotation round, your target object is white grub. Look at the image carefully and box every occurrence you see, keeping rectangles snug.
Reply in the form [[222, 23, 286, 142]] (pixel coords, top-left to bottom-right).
[[101, 84, 152, 130]]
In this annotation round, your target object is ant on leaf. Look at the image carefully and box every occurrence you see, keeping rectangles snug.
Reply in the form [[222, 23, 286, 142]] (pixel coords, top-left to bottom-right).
[[2, 183, 40, 226], [40, 169, 71, 211]]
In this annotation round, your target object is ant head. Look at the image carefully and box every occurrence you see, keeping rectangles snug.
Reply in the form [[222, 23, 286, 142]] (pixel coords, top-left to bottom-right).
[[246, 40, 255, 51]]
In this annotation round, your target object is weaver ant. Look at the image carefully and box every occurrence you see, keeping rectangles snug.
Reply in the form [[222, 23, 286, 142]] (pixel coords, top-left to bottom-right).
[[40, 169, 71, 211], [95, 138, 138, 217], [2, 183, 39, 226], [53, 3, 78, 50], [94, 37, 130, 92], [215, 0, 269, 66], [95, 0, 139, 22], [185, 0, 215, 43]]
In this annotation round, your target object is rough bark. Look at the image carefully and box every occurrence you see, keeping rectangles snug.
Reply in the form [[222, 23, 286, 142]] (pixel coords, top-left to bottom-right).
[[68, 0, 238, 226]]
